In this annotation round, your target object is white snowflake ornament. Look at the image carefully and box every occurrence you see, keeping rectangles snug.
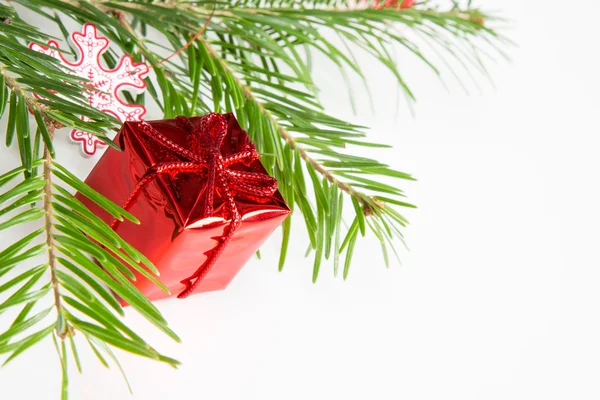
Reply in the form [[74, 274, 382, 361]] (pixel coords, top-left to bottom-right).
[[29, 24, 149, 156]]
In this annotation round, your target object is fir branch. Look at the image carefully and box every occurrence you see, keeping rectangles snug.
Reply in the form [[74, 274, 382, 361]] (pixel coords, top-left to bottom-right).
[[0, 6, 180, 395]]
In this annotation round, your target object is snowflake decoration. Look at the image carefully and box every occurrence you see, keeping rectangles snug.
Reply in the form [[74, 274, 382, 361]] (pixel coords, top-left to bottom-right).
[[29, 24, 149, 156]]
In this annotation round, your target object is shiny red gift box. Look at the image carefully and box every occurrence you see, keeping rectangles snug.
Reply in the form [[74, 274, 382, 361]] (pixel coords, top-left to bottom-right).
[[78, 114, 290, 301]]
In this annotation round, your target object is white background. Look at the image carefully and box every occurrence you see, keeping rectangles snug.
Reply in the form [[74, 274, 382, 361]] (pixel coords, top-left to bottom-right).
[[2, 1, 600, 399]]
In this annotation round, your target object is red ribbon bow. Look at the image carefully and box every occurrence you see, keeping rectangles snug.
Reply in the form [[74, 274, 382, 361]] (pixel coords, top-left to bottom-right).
[[111, 114, 278, 298]]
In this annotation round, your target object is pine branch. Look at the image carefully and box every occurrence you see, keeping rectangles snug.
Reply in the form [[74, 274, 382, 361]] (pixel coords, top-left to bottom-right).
[[0, 6, 181, 396], [2, 77, 62, 333], [2, 75, 66, 326]]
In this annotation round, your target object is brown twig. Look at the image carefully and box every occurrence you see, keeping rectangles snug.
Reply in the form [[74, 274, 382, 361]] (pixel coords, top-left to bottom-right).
[[155, 9, 215, 67]]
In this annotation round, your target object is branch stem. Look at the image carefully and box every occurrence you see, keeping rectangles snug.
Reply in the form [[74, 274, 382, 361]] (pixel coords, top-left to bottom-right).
[[3, 71, 44, 113], [42, 125, 66, 338], [2, 70, 64, 129]]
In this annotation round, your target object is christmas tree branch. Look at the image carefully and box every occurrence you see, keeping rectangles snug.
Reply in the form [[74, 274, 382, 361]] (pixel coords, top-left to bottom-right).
[[0, 6, 181, 396]]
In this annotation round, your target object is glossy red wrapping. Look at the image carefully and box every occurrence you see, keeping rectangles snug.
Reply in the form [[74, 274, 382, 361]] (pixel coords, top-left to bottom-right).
[[77, 114, 290, 301]]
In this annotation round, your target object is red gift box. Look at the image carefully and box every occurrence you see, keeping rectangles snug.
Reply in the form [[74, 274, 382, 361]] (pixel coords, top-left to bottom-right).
[[78, 114, 290, 301]]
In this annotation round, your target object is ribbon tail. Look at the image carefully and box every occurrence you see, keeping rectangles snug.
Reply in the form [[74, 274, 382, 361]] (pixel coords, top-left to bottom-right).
[[110, 161, 203, 230], [177, 217, 241, 298], [110, 172, 157, 231]]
